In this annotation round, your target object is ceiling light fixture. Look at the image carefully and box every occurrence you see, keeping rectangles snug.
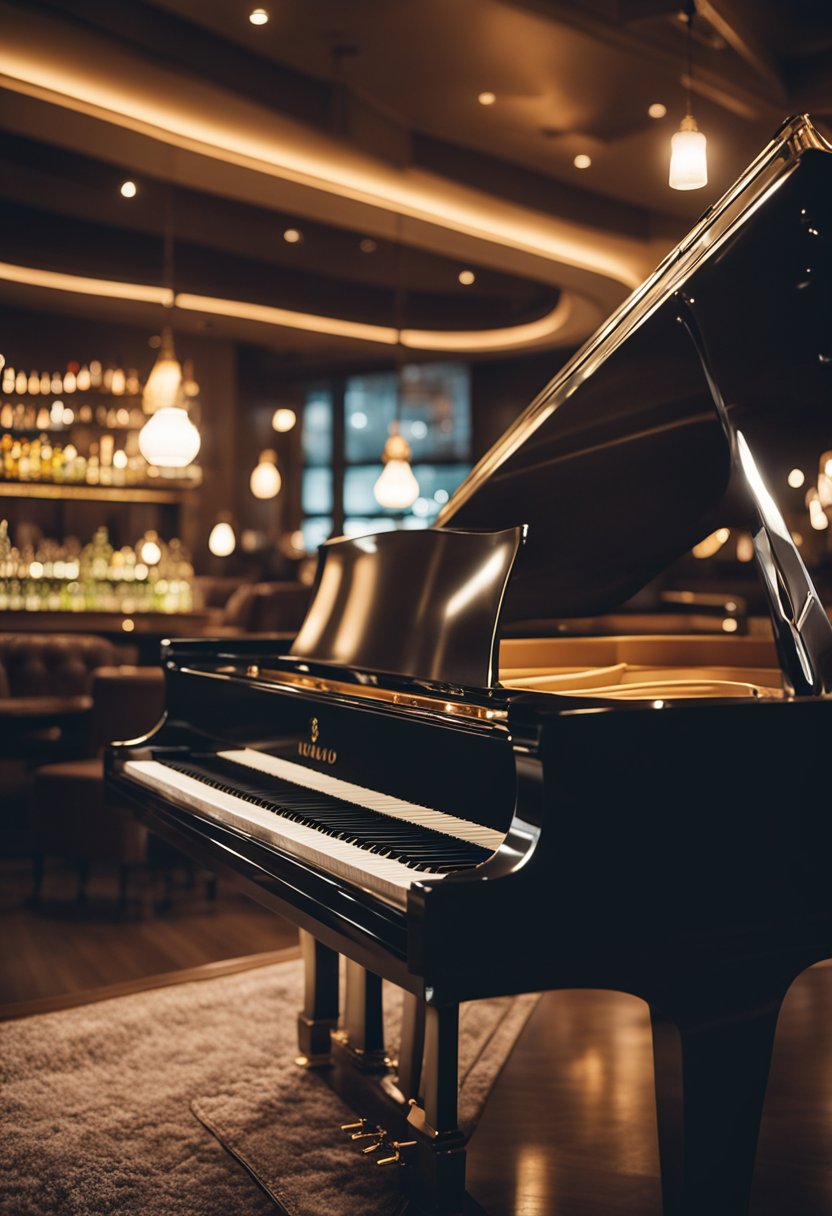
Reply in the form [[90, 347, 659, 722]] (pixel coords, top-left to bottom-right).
[[648, 103, 667, 119], [208, 513, 237, 557], [573, 154, 592, 170], [249, 8, 269, 26], [250, 449, 282, 499], [271, 407, 297, 432], [458, 270, 475, 285], [139, 191, 201, 468], [374, 217, 419, 512], [120, 180, 137, 198], [669, 1, 708, 191], [283, 227, 302, 244], [478, 92, 496, 106]]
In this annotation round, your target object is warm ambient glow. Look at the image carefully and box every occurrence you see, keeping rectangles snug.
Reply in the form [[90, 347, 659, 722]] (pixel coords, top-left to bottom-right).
[[120, 179, 137, 198], [373, 426, 419, 510], [249, 9, 269, 25], [669, 115, 708, 190], [736, 533, 755, 562], [458, 270, 475, 285], [208, 518, 236, 557], [0, 262, 573, 354], [139, 532, 162, 565], [788, 468, 806, 488], [250, 449, 282, 499], [648, 103, 667, 119], [271, 407, 297, 432], [142, 327, 182, 412], [283, 228, 302, 244], [573, 154, 592, 169], [139, 407, 201, 468], [478, 92, 496, 106], [692, 527, 730, 559]]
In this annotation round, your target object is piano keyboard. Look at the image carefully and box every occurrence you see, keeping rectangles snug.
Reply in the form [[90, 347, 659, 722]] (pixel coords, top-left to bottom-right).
[[123, 748, 504, 909]]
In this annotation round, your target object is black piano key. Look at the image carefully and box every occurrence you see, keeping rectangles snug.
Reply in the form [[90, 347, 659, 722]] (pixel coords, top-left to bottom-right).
[[162, 754, 493, 872]]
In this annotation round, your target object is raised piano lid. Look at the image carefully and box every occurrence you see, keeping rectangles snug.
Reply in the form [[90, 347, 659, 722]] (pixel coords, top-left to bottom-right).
[[439, 114, 832, 696]]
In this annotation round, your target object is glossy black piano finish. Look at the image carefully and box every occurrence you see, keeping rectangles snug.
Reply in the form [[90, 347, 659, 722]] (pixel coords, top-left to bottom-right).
[[107, 115, 832, 1216]]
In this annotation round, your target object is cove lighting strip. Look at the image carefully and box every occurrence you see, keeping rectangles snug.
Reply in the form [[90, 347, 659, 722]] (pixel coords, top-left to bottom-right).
[[0, 262, 571, 353]]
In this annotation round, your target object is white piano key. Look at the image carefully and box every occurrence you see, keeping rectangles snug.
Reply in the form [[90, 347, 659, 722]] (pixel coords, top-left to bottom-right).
[[124, 759, 458, 909], [216, 747, 505, 851]]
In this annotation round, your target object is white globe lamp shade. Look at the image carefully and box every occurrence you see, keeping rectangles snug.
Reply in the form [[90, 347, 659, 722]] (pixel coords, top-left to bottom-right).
[[669, 116, 708, 190], [271, 407, 297, 432], [138, 407, 201, 468], [374, 459, 420, 510], [208, 520, 237, 557], [250, 450, 282, 499]]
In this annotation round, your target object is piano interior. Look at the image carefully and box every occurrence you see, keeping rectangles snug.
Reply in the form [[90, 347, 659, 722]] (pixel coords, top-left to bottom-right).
[[498, 634, 784, 699]]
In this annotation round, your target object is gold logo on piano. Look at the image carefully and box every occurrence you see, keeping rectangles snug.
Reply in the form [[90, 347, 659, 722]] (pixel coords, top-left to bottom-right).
[[298, 716, 337, 765]]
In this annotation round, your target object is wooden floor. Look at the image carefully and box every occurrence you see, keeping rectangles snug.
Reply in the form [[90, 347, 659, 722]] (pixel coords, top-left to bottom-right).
[[0, 858, 298, 1014], [3, 857, 832, 1213]]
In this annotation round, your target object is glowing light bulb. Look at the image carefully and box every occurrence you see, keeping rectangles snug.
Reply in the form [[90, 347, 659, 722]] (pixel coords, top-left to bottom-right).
[[208, 520, 236, 557], [573, 153, 592, 169], [143, 327, 182, 412], [373, 428, 419, 509], [458, 270, 476, 285], [138, 407, 201, 467], [648, 102, 667, 119], [669, 115, 708, 190], [283, 228, 302, 244], [250, 450, 282, 499], [788, 468, 805, 488], [478, 92, 496, 106], [120, 180, 137, 198], [249, 8, 269, 24], [271, 407, 297, 432], [140, 533, 162, 565]]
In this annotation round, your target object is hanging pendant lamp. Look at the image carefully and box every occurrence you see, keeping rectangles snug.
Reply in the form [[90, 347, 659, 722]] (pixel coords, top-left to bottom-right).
[[669, 1, 708, 191]]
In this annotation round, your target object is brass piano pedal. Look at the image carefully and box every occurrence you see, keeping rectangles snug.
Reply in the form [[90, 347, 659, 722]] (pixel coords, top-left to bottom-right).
[[361, 1141, 383, 1155], [351, 1126, 386, 1141], [340, 1120, 366, 1132], [376, 1140, 416, 1167]]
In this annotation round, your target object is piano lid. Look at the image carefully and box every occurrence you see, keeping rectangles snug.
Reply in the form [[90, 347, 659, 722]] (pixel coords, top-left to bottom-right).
[[439, 115, 832, 639]]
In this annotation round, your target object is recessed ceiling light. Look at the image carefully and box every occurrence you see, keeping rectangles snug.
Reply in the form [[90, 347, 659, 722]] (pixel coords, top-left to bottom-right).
[[648, 102, 667, 119], [120, 180, 137, 198], [249, 8, 269, 25], [573, 154, 592, 169], [458, 270, 475, 285], [788, 468, 805, 488], [359, 238, 377, 253], [283, 228, 302, 244], [478, 92, 496, 106]]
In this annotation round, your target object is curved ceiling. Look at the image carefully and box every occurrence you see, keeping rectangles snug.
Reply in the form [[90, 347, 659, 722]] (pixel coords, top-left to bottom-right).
[[1, 0, 829, 360]]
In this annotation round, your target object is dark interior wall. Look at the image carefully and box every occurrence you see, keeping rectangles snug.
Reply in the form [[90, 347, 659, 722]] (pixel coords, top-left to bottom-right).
[[0, 303, 237, 573]]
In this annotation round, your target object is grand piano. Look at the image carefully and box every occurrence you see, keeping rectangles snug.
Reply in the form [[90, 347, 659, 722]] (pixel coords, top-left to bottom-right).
[[108, 114, 832, 1216]]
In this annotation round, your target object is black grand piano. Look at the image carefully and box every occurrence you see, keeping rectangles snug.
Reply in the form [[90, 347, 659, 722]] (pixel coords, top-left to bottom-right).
[[108, 114, 832, 1216]]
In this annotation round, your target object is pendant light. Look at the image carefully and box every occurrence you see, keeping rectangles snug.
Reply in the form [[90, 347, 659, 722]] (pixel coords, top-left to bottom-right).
[[669, 0, 708, 191], [208, 512, 237, 557], [373, 216, 419, 512], [139, 191, 201, 468], [250, 448, 282, 499]]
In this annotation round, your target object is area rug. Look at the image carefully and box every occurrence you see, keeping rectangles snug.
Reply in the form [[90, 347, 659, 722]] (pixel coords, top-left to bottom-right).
[[1, 953, 539, 1216]]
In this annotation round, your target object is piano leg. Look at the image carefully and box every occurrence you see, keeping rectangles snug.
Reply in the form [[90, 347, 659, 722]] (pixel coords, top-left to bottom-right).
[[649, 982, 788, 1216], [397, 990, 426, 1103], [407, 1003, 467, 1215], [335, 959, 388, 1072], [296, 930, 339, 1067]]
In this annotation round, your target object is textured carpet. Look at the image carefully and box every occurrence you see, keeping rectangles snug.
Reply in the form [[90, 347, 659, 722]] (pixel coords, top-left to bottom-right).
[[1, 955, 540, 1216]]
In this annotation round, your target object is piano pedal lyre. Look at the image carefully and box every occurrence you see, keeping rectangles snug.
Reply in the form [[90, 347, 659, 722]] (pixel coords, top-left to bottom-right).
[[376, 1140, 417, 1167]]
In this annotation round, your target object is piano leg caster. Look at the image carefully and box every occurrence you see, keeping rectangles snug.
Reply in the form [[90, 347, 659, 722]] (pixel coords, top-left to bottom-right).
[[295, 930, 339, 1067], [404, 1003, 467, 1216], [649, 980, 789, 1216], [332, 958, 389, 1073]]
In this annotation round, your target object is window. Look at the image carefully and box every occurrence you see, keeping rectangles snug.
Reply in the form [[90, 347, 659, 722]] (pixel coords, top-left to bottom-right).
[[300, 362, 471, 553]]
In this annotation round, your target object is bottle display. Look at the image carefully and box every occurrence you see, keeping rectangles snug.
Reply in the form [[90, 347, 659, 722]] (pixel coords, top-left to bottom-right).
[[0, 359, 201, 488], [0, 520, 195, 614]]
